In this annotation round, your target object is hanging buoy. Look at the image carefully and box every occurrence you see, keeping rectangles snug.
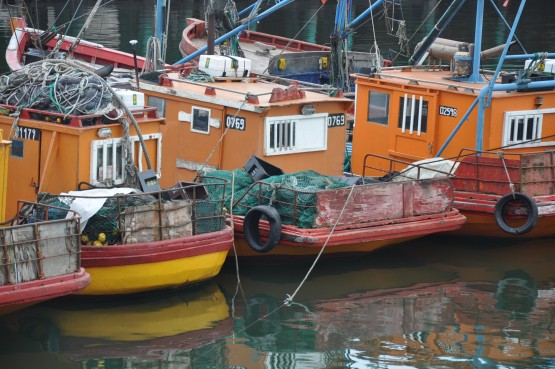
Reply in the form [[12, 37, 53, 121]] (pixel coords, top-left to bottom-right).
[[278, 58, 287, 71]]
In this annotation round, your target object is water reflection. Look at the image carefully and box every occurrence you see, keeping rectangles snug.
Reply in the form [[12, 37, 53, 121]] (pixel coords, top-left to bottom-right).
[[218, 237, 555, 368], [0, 283, 232, 369]]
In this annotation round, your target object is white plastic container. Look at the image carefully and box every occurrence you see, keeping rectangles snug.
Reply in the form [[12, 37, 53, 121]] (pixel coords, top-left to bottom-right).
[[113, 88, 145, 109], [198, 55, 251, 78], [525, 59, 555, 75]]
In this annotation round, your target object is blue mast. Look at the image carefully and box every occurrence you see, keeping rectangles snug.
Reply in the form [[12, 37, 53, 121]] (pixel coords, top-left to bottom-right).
[[155, 0, 164, 42]]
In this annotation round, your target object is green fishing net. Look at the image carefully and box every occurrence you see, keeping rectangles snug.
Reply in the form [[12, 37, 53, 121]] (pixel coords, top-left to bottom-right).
[[200, 169, 350, 228]]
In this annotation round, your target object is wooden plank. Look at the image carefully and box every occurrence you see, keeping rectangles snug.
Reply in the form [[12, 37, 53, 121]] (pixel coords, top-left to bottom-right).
[[520, 151, 555, 196], [314, 178, 453, 228], [0, 218, 80, 285], [123, 200, 193, 244]]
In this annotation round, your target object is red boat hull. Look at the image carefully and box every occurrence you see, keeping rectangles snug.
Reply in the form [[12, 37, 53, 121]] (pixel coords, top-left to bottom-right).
[[0, 268, 90, 315]]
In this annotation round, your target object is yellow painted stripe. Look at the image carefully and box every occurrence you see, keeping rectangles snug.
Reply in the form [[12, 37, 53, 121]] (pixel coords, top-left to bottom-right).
[[79, 250, 228, 295]]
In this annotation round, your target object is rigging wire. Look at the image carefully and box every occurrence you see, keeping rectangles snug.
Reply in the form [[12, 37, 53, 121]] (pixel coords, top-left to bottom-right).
[[261, 2, 326, 75]]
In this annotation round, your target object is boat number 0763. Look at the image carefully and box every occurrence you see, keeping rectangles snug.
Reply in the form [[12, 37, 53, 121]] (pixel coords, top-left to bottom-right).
[[439, 106, 457, 118]]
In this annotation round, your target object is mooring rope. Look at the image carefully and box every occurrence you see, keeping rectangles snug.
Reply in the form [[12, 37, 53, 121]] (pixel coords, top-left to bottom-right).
[[284, 183, 357, 305]]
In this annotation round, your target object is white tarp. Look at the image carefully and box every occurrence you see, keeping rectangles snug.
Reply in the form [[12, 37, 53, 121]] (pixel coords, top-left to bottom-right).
[[63, 188, 138, 232], [393, 158, 459, 182]]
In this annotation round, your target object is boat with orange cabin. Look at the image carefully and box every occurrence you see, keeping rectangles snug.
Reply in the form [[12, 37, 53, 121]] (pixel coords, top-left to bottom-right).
[[136, 62, 465, 260], [350, 0, 555, 238], [2, 4, 464, 261], [0, 60, 233, 295], [0, 132, 90, 315]]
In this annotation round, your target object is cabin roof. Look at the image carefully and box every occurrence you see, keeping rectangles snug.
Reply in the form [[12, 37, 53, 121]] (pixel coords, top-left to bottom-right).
[[354, 67, 554, 98], [139, 72, 351, 113]]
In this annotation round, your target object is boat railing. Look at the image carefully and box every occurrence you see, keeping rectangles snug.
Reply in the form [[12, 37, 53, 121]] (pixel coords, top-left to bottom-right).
[[362, 153, 455, 182], [230, 178, 321, 228], [36, 179, 229, 246], [0, 104, 160, 127], [452, 148, 555, 196], [0, 201, 82, 285]]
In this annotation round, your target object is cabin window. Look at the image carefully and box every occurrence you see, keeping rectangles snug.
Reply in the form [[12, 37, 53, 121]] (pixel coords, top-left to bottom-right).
[[265, 113, 328, 156], [191, 106, 211, 134], [367, 91, 390, 125], [148, 96, 166, 118], [503, 111, 543, 146], [398, 94, 428, 134], [91, 134, 162, 185]]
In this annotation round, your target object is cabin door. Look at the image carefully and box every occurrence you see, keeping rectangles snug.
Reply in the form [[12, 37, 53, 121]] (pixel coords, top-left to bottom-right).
[[390, 91, 437, 165], [6, 131, 42, 217]]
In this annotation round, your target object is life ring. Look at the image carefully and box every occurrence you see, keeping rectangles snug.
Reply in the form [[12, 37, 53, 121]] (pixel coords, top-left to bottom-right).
[[243, 205, 282, 253], [494, 193, 538, 235]]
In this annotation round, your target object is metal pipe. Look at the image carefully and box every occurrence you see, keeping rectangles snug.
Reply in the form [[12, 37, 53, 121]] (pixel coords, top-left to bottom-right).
[[467, 0, 485, 82], [436, 77, 555, 156]]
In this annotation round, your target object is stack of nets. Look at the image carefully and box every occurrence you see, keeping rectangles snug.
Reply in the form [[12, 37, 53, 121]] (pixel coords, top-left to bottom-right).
[[201, 169, 350, 228], [0, 60, 117, 118], [38, 192, 159, 245]]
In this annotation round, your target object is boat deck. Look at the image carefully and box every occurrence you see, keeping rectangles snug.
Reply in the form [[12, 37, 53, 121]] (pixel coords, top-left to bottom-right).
[[189, 38, 296, 76], [143, 72, 350, 108]]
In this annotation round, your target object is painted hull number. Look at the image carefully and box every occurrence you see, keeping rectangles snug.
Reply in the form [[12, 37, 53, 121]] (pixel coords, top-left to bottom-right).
[[439, 106, 457, 118], [327, 113, 345, 127], [14, 126, 41, 141], [225, 115, 246, 130]]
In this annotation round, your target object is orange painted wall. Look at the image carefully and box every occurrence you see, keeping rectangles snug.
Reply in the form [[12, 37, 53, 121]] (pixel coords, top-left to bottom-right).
[[151, 92, 352, 185]]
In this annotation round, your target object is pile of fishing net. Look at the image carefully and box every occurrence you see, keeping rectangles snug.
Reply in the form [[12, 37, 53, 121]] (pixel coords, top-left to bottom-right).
[[200, 169, 351, 228], [37, 192, 160, 245], [36, 188, 226, 245], [0, 60, 118, 118]]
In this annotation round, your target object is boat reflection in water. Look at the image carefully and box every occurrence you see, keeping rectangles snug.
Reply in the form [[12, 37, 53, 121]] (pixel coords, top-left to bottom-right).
[[220, 237, 555, 369], [0, 238, 554, 368], [0, 282, 232, 369]]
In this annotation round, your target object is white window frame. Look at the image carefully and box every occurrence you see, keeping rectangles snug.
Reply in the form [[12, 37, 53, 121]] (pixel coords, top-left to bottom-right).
[[264, 113, 328, 156], [191, 106, 211, 134], [400, 93, 426, 135], [502, 109, 555, 147], [90, 133, 162, 185]]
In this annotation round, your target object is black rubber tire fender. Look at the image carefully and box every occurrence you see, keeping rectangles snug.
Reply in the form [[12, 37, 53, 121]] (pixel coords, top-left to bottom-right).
[[243, 205, 282, 253], [494, 192, 538, 235]]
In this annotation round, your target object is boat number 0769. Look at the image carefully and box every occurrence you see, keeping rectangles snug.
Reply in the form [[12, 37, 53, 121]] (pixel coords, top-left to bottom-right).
[[225, 115, 246, 130], [439, 106, 457, 118], [327, 114, 345, 127]]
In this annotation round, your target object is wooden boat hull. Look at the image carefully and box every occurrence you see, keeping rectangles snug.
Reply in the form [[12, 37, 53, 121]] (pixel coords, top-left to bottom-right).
[[7, 18, 145, 73], [0, 268, 90, 316], [230, 209, 466, 259], [78, 226, 234, 295]]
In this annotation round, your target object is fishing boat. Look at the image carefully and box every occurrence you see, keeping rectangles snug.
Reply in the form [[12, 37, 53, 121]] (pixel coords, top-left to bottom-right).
[[0, 133, 90, 315], [0, 60, 233, 295], [0, 200, 91, 315], [177, 0, 398, 93], [7, 17, 142, 78], [349, 0, 555, 238], [134, 66, 465, 259]]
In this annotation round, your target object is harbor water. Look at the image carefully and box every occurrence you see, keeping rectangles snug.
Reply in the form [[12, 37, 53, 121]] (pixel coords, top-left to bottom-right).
[[0, 1, 555, 368]]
